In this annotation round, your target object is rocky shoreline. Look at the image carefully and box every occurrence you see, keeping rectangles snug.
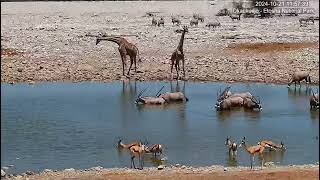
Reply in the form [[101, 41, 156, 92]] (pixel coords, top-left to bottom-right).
[[1, 164, 319, 180]]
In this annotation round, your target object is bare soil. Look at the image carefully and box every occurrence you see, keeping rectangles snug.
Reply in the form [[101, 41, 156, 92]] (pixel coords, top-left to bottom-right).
[[2, 165, 319, 180], [1, 1, 319, 84]]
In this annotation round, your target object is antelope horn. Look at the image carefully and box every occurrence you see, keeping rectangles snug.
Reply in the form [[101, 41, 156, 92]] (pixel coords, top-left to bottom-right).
[[156, 86, 165, 97], [137, 87, 148, 98]]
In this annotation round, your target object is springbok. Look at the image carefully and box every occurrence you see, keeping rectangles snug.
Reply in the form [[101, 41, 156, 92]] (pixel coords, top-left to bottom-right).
[[257, 140, 286, 151], [310, 89, 319, 109], [129, 142, 148, 169], [243, 96, 262, 110], [225, 136, 237, 155], [239, 137, 265, 170], [146, 144, 163, 158], [215, 96, 244, 111], [288, 70, 311, 88], [118, 139, 141, 149]]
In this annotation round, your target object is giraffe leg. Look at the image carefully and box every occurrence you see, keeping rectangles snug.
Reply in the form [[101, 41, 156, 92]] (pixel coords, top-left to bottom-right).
[[182, 55, 185, 78], [175, 63, 179, 80], [128, 56, 134, 76], [134, 56, 137, 73], [170, 59, 174, 80], [119, 50, 127, 76]]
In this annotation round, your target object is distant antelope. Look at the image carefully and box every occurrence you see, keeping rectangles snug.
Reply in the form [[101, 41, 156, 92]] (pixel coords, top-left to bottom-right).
[[310, 89, 319, 109], [229, 14, 241, 21], [243, 96, 262, 110], [146, 144, 163, 157], [299, 17, 315, 26], [152, 17, 157, 26], [159, 92, 189, 102], [239, 137, 265, 169], [171, 16, 181, 25], [257, 140, 286, 151], [96, 36, 141, 76], [287, 70, 311, 88], [215, 96, 244, 111], [193, 13, 204, 22], [170, 26, 188, 80], [206, 22, 221, 29], [158, 17, 164, 27], [190, 18, 199, 26], [225, 136, 237, 155]]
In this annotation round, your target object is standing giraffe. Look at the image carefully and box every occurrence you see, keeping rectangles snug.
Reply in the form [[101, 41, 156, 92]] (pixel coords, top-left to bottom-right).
[[170, 26, 188, 80], [96, 36, 141, 76]]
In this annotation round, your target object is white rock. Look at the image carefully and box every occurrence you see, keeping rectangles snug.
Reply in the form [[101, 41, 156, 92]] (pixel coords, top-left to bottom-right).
[[157, 165, 165, 170], [64, 168, 75, 172], [1, 169, 6, 177]]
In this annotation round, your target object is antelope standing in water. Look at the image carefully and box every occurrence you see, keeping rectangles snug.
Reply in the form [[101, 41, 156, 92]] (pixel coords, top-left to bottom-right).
[[288, 70, 311, 88], [239, 137, 265, 169], [170, 26, 188, 80], [159, 92, 189, 102], [215, 96, 244, 111], [257, 140, 286, 151], [225, 136, 238, 155], [310, 89, 319, 109], [243, 96, 262, 110], [129, 142, 148, 169], [118, 139, 142, 149], [135, 86, 167, 105], [96, 36, 141, 76], [146, 144, 163, 157]]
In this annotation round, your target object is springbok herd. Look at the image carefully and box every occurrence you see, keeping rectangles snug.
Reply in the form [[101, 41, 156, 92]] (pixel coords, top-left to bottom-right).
[[94, 12, 319, 170]]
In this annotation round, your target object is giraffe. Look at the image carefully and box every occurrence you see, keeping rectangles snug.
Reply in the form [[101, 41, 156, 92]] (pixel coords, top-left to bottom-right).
[[170, 26, 188, 80], [96, 36, 141, 76]]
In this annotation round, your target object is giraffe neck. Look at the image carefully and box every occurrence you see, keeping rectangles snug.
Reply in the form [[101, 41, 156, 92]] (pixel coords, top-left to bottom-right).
[[177, 31, 186, 52], [98, 37, 123, 46]]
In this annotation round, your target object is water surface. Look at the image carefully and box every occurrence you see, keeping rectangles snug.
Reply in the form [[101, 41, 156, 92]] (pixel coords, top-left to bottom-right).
[[1, 81, 319, 174]]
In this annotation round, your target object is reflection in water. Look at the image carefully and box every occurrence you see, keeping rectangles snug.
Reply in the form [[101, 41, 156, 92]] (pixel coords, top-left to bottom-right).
[[116, 147, 165, 167], [217, 107, 261, 121], [226, 152, 238, 167], [288, 86, 312, 99], [310, 109, 319, 120]]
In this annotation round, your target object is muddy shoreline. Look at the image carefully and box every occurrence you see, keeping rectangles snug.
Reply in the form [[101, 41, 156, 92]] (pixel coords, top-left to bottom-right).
[[2, 164, 319, 180]]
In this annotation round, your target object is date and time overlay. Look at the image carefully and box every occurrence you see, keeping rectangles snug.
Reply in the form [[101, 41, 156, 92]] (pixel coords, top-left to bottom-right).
[[232, 0, 317, 15]]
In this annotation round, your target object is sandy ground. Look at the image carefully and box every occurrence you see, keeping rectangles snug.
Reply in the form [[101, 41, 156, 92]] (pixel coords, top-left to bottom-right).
[[2, 165, 319, 180], [1, 1, 319, 84]]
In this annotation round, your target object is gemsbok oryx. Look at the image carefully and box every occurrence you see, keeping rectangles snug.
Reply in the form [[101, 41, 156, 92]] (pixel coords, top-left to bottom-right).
[[287, 70, 312, 88], [159, 92, 189, 102], [310, 89, 319, 109], [135, 86, 167, 105], [215, 96, 244, 111], [243, 96, 262, 110]]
